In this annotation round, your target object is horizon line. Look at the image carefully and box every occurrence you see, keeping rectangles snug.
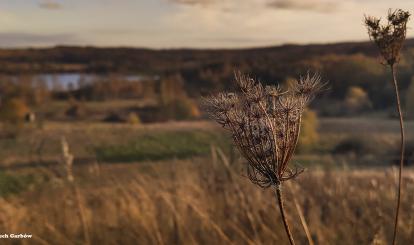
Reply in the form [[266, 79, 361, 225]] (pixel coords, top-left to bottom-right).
[[0, 38, 382, 51]]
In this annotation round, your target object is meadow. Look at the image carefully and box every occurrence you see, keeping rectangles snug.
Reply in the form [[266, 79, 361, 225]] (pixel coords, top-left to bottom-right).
[[0, 116, 412, 244], [1, 32, 414, 244]]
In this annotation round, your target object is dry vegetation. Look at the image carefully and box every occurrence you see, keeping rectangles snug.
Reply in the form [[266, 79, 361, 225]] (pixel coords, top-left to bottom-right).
[[0, 111, 411, 245], [0, 156, 414, 245], [0, 117, 410, 244], [365, 9, 410, 244], [204, 71, 324, 244]]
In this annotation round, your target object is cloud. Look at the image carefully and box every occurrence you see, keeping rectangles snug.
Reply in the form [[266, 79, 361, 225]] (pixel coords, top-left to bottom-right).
[[0, 32, 79, 47], [92, 28, 142, 35], [195, 36, 285, 45], [170, 0, 339, 12], [38, 0, 62, 10], [267, 0, 339, 12], [169, 0, 214, 5]]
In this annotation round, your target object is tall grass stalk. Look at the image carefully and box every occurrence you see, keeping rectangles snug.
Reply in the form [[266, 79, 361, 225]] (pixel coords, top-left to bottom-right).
[[287, 181, 314, 245], [61, 136, 74, 182], [61, 136, 90, 245], [73, 185, 91, 245]]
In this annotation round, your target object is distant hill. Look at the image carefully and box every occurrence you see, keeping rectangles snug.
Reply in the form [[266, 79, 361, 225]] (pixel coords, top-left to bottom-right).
[[2, 39, 414, 113], [2, 39, 414, 74]]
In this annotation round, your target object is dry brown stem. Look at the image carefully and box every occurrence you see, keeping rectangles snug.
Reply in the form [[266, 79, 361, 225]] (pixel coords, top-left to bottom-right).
[[365, 9, 410, 244]]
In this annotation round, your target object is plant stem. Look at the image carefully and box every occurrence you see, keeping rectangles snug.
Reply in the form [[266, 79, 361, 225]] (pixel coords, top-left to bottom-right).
[[274, 184, 295, 245], [391, 65, 405, 245], [292, 193, 314, 245]]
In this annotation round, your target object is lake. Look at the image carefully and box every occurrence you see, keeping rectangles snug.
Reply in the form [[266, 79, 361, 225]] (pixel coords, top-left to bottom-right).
[[6, 73, 158, 91]]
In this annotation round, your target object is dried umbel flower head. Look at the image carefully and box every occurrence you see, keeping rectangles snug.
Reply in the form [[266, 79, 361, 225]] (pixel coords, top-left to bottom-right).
[[365, 9, 410, 66], [204, 72, 324, 188], [364, 9, 410, 245]]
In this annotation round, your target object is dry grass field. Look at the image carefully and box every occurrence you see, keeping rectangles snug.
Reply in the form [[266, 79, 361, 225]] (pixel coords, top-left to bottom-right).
[[0, 117, 412, 244], [1, 157, 414, 245]]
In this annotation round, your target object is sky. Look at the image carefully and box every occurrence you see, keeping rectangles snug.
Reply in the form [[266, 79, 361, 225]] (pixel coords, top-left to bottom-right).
[[0, 0, 414, 49]]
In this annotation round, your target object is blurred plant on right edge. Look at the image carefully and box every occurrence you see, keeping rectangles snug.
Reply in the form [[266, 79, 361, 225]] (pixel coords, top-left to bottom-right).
[[365, 9, 410, 245]]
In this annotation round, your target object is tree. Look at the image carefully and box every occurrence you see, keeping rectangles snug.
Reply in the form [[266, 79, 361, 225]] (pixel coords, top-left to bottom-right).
[[344, 86, 372, 115]]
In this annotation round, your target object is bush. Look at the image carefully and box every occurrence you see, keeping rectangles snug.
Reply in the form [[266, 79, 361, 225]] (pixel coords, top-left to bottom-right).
[[65, 99, 87, 119], [0, 98, 30, 124], [297, 110, 319, 153], [333, 137, 376, 155], [317, 99, 343, 117], [127, 112, 141, 125], [160, 97, 200, 121], [171, 97, 200, 120], [103, 112, 124, 123], [0, 172, 34, 197], [389, 139, 414, 165], [343, 86, 372, 115]]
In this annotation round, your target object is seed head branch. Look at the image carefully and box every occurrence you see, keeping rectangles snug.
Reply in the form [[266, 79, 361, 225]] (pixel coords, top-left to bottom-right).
[[365, 9, 410, 66], [203, 71, 324, 188]]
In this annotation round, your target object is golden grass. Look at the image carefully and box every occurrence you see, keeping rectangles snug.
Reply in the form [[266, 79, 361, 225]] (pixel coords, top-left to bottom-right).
[[0, 157, 414, 244]]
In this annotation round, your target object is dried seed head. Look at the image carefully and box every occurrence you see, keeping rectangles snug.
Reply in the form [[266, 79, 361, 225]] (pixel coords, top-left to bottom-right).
[[293, 72, 325, 104], [203, 72, 324, 188], [365, 9, 410, 66]]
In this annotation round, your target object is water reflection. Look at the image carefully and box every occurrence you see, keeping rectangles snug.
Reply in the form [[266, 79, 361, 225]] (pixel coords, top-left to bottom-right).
[[6, 73, 158, 90]]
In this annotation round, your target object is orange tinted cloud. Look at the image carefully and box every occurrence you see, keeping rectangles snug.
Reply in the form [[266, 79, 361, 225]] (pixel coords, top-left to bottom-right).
[[38, 0, 62, 10], [267, 0, 338, 12], [170, 0, 339, 12]]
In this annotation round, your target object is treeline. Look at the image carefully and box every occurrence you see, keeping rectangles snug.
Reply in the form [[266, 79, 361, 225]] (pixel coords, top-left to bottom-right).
[[2, 40, 414, 114], [0, 74, 201, 124]]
